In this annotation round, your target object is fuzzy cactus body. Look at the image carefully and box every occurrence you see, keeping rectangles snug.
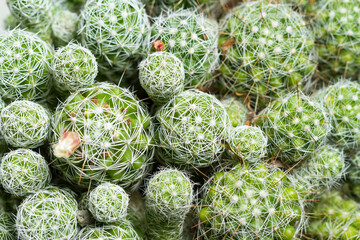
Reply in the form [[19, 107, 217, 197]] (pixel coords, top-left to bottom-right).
[[16, 187, 78, 240], [51, 9, 78, 46], [0, 100, 51, 148], [150, 9, 219, 87], [139, 51, 185, 105], [0, 149, 51, 197], [88, 182, 129, 223], [52, 43, 98, 93], [256, 91, 331, 165], [155, 89, 230, 169], [51, 83, 154, 189], [219, 1, 315, 106], [145, 169, 193, 239], [79, 0, 150, 72], [0, 29, 53, 101], [199, 163, 305, 239], [221, 95, 249, 127]]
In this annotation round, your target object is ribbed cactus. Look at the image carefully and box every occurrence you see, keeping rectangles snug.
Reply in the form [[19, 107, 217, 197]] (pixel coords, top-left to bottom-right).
[[221, 95, 249, 127], [199, 163, 305, 239], [307, 190, 360, 240], [155, 89, 230, 169], [219, 0, 316, 106], [87, 182, 129, 223], [51, 83, 154, 189], [0, 149, 51, 197], [51, 9, 78, 46], [139, 51, 185, 105], [0, 29, 53, 101], [79, 0, 150, 72], [256, 91, 331, 165], [0, 100, 51, 148], [52, 43, 98, 93], [319, 80, 360, 149], [16, 187, 78, 240], [145, 169, 193, 239], [149, 9, 219, 87]]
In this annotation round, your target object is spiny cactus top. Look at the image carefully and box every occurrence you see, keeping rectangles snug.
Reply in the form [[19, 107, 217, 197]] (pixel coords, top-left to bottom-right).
[[16, 187, 78, 240], [319, 80, 360, 149], [0, 29, 53, 101], [0, 100, 51, 148], [52, 42, 98, 93], [51, 83, 154, 189], [308, 190, 360, 240], [155, 89, 230, 169], [256, 91, 331, 165], [199, 163, 305, 240], [0, 149, 51, 197], [221, 95, 249, 127], [150, 9, 219, 87], [88, 182, 129, 223], [139, 51, 185, 105], [79, 0, 150, 72], [51, 9, 79, 46], [219, 0, 315, 105]]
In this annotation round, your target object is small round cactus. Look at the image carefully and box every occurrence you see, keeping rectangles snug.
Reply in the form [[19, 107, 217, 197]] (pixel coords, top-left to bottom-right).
[[51, 83, 154, 189], [139, 51, 185, 105], [51, 9, 79, 46], [149, 9, 220, 87], [219, 0, 316, 105], [79, 0, 150, 72], [0, 100, 51, 148], [256, 91, 331, 165], [52, 43, 98, 93], [199, 163, 306, 240], [0, 29, 53, 101], [221, 95, 249, 127], [0, 149, 51, 197], [88, 182, 129, 223], [145, 169, 193, 239], [155, 89, 230, 169], [16, 187, 78, 240], [319, 80, 360, 149]]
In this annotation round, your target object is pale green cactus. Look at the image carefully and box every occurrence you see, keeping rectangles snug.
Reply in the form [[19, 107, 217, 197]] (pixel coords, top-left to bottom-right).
[[0, 100, 51, 148], [51, 9, 79, 46], [221, 95, 249, 127]]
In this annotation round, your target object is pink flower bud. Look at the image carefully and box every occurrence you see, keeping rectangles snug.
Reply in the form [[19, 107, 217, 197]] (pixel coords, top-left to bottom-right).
[[53, 132, 81, 159], [152, 40, 165, 51]]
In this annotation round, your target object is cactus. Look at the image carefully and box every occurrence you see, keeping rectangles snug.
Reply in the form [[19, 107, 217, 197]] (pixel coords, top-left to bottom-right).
[[349, 151, 360, 184], [155, 89, 230, 169], [318, 80, 360, 149], [221, 95, 249, 127], [307, 190, 360, 240], [79, 0, 150, 72], [256, 91, 331, 165], [51, 82, 154, 189], [52, 43, 98, 93], [16, 187, 78, 240], [198, 163, 306, 239], [51, 9, 79, 46], [0, 212, 15, 240], [0, 29, 53, 101], [139, 51, 185, 105], [87, 182, 129, 223], [0, 149, 51, 197], [219, 0, 316, 106], [149, 9, 220, 87], [145, 169, 193, 239], [0, 100, 51, 148]]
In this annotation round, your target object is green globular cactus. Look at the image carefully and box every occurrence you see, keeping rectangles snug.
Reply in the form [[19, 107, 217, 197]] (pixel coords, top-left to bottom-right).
[[52, 43, 98, 93], [51, 83, 154, 189], [256, 91, 331, 165], [221, 95, 249, 127], [79, 0, 150, 72], [319, 80, 360, 149], [155, 89, 230, 169], [139, 51, 185, 105], [198, 163, 306, 240], [0, 149, 51, 197], [307, 190, 360, 240], [87, 182, 129, 223], [51, 9, 79, 46], [0, 100, 51, 148], [219, 0, 316, 106], [149, 9, 220, 87], [16, 187, 78, 240], [145, 169, 193, 240], [0, 29, 53, 101]]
